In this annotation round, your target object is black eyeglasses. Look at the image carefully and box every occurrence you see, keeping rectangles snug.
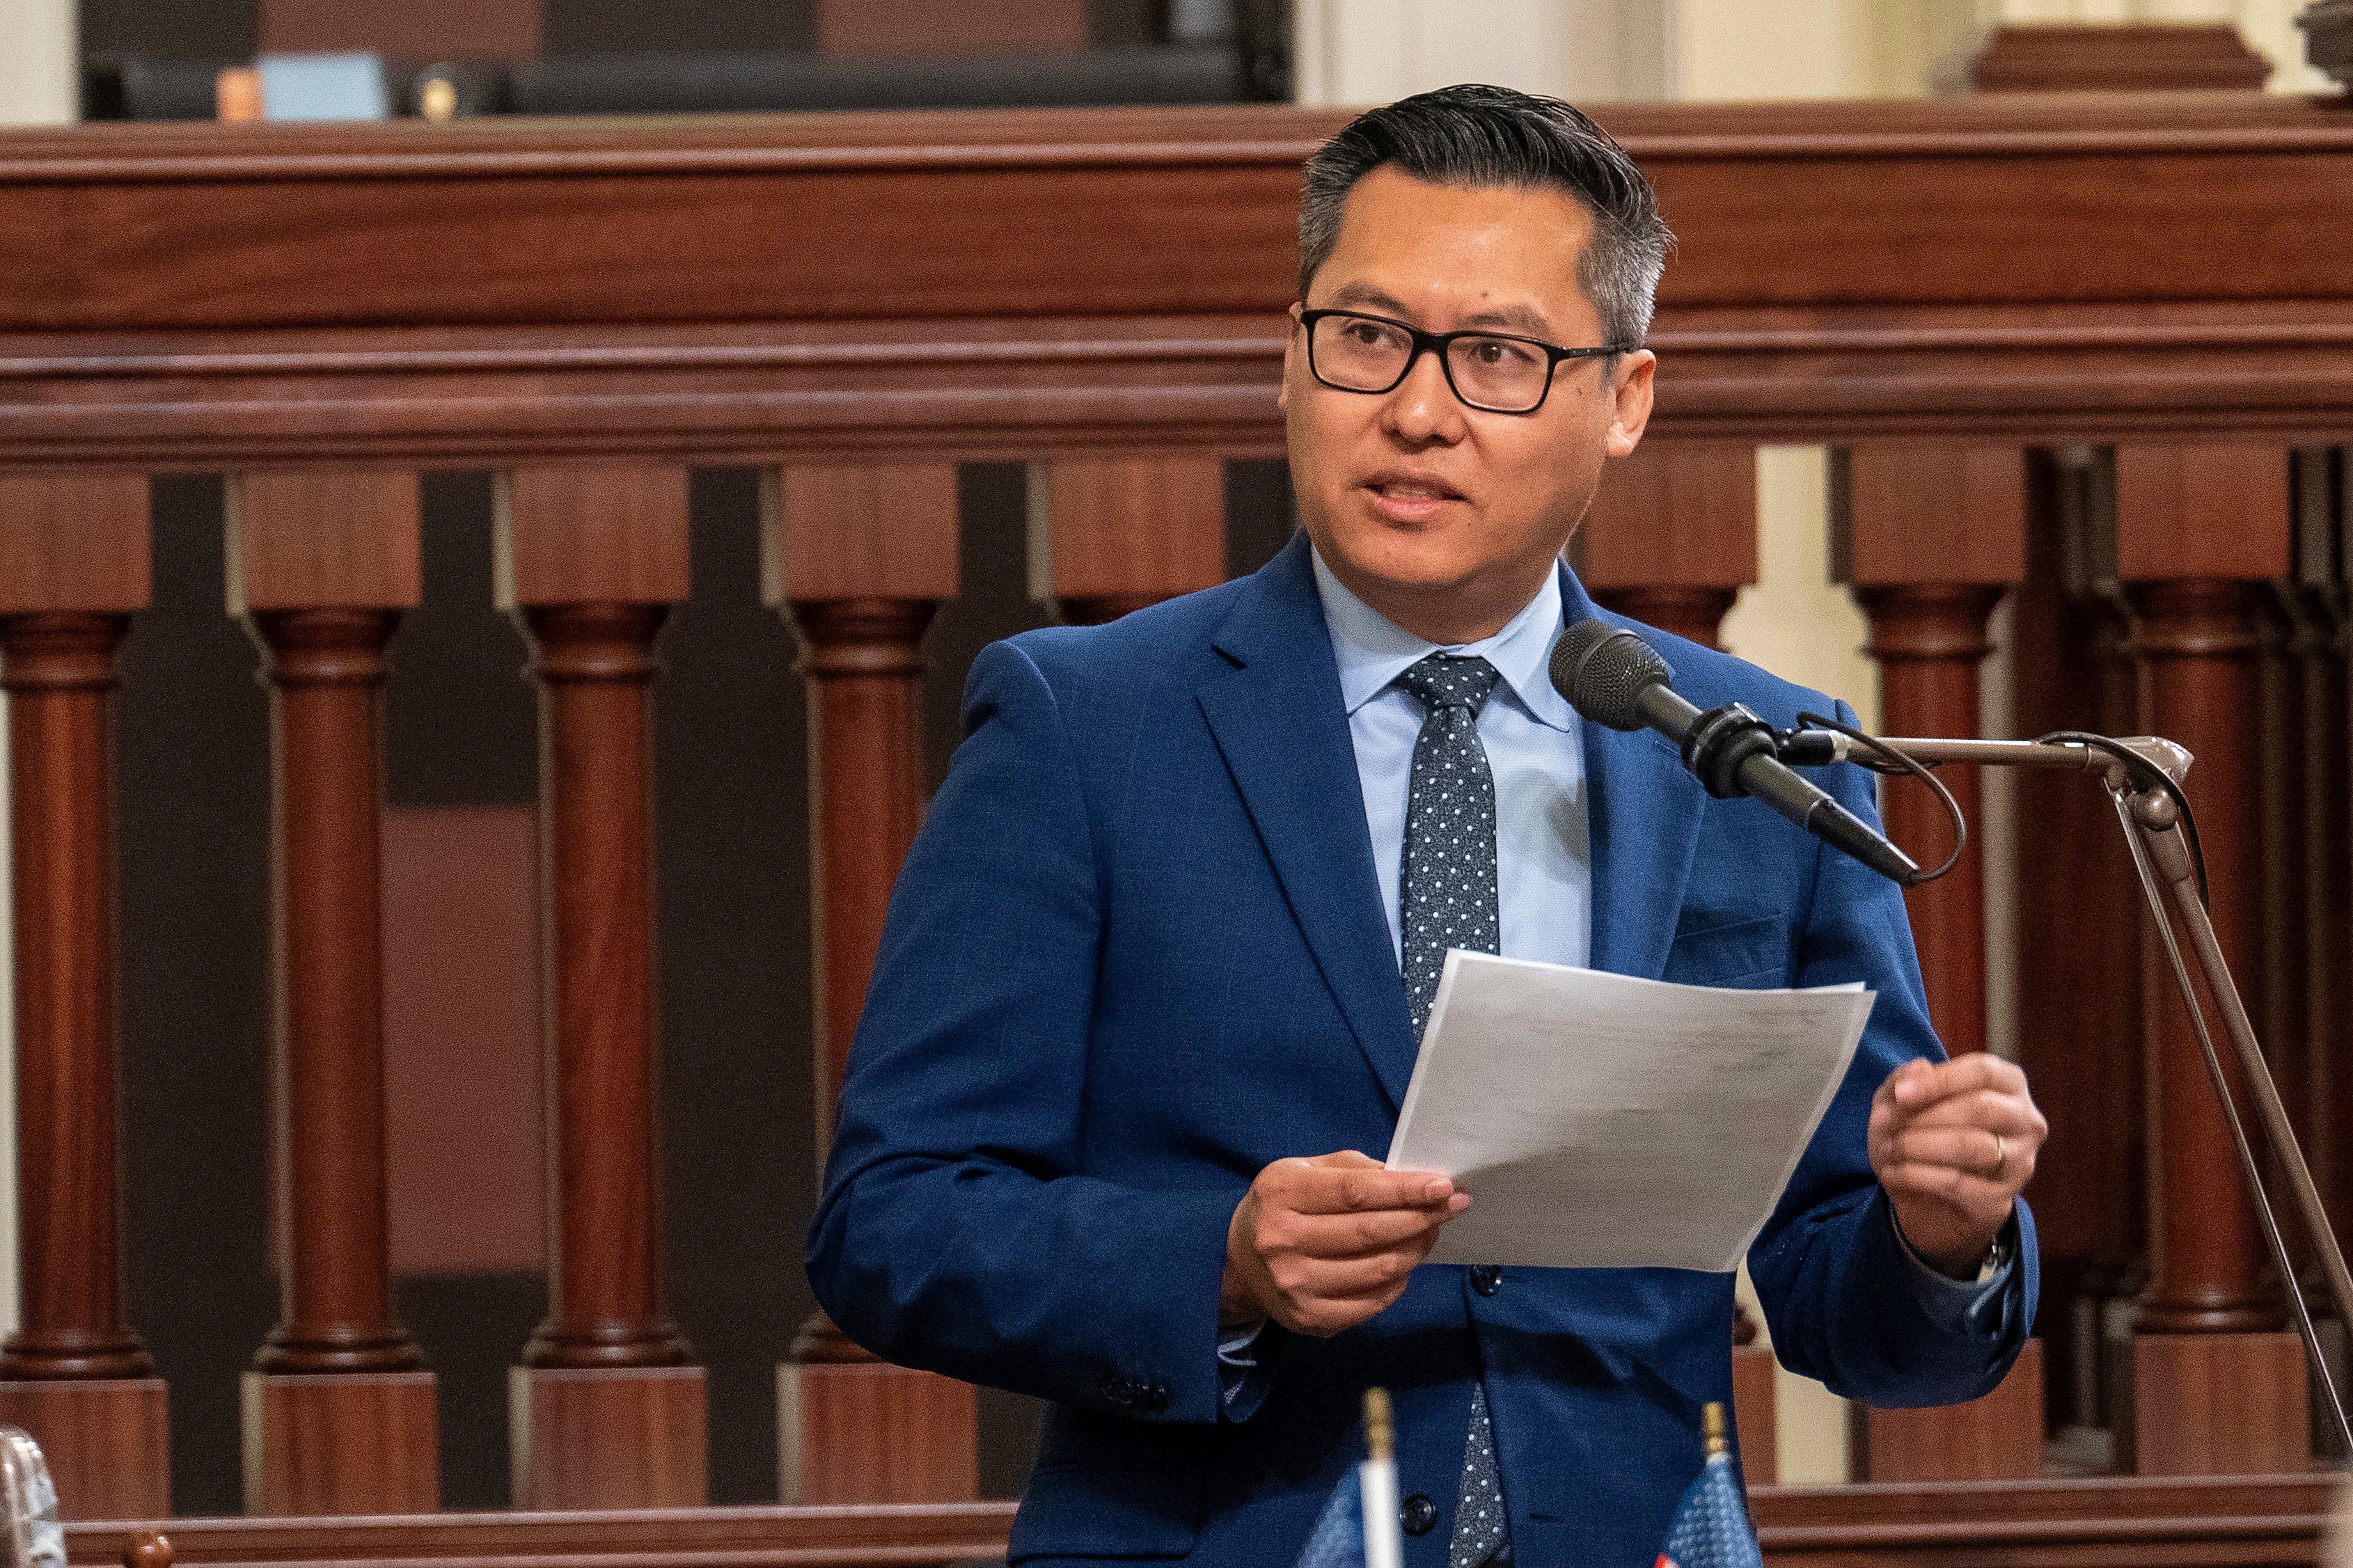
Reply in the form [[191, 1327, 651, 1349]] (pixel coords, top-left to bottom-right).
[[1300, 308, 1626, 415]]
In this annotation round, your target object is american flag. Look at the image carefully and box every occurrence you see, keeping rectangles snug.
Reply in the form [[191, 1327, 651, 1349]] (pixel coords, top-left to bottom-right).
[[1656, 1403, 1763, 1568]]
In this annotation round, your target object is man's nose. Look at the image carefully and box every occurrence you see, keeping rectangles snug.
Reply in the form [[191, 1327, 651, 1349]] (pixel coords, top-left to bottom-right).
[[1381, 347, 1467, 444]]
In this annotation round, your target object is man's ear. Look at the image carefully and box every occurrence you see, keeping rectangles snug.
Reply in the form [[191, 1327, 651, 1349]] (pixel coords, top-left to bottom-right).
[[1603, 349, 1655, 458], [1277, 302, 1304, 413]]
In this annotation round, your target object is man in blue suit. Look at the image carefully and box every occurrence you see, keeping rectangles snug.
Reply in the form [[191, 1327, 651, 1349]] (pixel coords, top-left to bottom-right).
[[808, 86, 2045, 1567]]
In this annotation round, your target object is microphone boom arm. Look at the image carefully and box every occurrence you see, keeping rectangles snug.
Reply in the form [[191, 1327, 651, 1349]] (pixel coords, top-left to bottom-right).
[[1862, 731, 2353, 1460]]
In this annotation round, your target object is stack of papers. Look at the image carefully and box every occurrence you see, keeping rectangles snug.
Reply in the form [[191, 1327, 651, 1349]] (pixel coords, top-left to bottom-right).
[[1385, 951, 1873, 1272]]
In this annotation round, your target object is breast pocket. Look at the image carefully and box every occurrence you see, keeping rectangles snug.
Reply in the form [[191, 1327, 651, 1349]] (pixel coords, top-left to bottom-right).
[[1661, 913, 1788, 990]]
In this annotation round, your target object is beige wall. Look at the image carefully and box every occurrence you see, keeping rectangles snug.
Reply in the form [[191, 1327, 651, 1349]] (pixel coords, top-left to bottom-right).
[[0, 0, 79, 126]]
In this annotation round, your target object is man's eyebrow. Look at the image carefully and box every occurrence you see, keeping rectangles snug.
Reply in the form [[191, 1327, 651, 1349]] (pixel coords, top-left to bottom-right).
[[1317, 284, 1558, 339]]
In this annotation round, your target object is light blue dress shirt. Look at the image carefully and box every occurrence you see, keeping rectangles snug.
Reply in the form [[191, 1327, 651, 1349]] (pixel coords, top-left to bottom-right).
[[1216, 551, 2010, 1404]]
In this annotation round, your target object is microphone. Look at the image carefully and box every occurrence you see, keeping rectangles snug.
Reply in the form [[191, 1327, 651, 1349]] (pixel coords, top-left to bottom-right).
[[1549, 620, 1922, 887]]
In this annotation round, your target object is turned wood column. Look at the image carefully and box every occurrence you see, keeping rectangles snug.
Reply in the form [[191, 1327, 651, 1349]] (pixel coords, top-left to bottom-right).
[[763, 462, 975, 1505], [2008, 448, 2146, 1440], [1574, 436, 1774, 1452], [2114, 441, 2306, 1475], [498, 465, 704, 1509], [228, 470, 436, 1515], [0, 475, 169, 1519], [1836, 444, 2043, 1481], [1577, 441, 1756, 647], [2303, 448, 2353, 1269], [1028, 456, 1226, 626]]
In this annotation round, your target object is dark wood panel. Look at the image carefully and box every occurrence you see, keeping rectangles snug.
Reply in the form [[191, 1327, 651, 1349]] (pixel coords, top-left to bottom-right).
[[54, 1474, 2341, 1568], [15, 296, 2353, 468], [7, 99, 2353, 334]]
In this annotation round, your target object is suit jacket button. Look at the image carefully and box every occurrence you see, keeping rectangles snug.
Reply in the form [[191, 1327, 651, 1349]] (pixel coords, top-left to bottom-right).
[[1099, 1375, 1131, 1407], [1147, 1384, 1170, 1413], [1400, 1494, 1437, 1536], [1470, 1265, 1503, 1297]]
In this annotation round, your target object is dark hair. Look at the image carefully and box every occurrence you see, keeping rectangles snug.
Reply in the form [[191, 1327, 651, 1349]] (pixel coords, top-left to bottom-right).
[[1298, 84, 1673, 349]]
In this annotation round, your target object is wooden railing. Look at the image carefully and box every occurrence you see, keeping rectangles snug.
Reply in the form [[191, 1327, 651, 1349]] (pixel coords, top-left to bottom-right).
[[2, 89, 2352, 1554]]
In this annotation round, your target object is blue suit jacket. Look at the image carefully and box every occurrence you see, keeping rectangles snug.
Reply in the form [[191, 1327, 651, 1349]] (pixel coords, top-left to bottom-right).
[[807, 534, 2036, 1568]]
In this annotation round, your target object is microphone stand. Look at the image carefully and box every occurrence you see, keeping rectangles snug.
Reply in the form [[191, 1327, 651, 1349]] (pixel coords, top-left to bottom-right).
[[1862, 732, 2353, 1457]]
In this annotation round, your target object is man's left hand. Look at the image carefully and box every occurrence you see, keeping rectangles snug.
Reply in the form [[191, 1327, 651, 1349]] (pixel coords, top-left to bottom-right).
[[1868, 1054, 2046, 1278]]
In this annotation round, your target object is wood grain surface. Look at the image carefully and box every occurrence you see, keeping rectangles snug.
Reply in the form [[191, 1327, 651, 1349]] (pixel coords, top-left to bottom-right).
[[0, 1378, 168, 1519], [8, 97, 2353, 469], [510, 1365, 707, 1510], [227, 472, 421, 611], [247, 608, 420, 1379], [762, 464, 959, 603], [778, 1362, 977, 1505], [1851, 1340, 2046, 1484], [2130, 1331, 2308, 1477], [48, 1471, 2340, 1567], [0, 476, 150, 612], [242, 1370, 439, 1515], [516, 601, 693, 1375], [1028, 455, 1226, 616], [496, 468, 690, 608], [0, 612, 153, 1368]]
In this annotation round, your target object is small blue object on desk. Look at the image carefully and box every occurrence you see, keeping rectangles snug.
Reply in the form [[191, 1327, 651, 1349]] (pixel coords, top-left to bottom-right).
[[255, 54, 391, 120]]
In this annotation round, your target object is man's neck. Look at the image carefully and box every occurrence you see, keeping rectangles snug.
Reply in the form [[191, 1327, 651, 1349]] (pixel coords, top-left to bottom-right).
[[1317, 555, 1555, 648]]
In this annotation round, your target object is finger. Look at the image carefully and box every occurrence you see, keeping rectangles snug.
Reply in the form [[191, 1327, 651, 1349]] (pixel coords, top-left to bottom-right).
[[1271, 1205, 1457, 1258], [1889, 1052, 2028, 1111], [1886, 1125, 2027, 1178], [1892, 1084, 2043, 1132], [1290, 1165, 1459, 1214]]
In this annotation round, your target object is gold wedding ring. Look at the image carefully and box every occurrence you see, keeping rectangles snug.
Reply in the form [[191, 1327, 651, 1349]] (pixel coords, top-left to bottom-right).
[[1986, 1132, 2008, 1182]]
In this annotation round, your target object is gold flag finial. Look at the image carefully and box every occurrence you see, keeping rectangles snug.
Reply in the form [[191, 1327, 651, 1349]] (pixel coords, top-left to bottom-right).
[[1701, 1401, 1729, 1455], [1364, 1387, 1395, 1461]]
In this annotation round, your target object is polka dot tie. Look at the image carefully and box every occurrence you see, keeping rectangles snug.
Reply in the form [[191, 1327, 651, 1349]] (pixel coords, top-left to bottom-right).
[[1451, 1384, 1511, 1568], [1396, 652, 1503, 1039], [1394, 654, 1511, 1568]]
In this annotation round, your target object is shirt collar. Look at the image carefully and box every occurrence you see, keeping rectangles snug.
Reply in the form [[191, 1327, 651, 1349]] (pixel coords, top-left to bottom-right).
[[1309, 546, 1577, 732]]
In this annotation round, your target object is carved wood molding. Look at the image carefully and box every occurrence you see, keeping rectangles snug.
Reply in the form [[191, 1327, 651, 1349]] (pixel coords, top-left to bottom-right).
[[8, 100, 2353, 462], [55, 1475, 2336, 1566], [1971, 23, 2274, 94]]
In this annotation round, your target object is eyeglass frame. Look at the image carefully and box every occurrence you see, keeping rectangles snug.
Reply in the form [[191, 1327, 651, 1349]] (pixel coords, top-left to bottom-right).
[[1297, 308, 1630, 415]]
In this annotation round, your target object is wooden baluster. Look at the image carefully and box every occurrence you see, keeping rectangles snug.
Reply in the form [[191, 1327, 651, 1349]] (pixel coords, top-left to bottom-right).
[[1577, 441, 1756, 648], [762, 462, 976, 1505], [2287, 448, 2348, 1455], [2313, 448, 2353, 1271], [229, 472, 436, 1515], [498, 465, 705, 1509], [1575, 437, 1774, 1457], [2114, 441, 2307, 1475], [2008, 448, 2146, 1446], [0, 475, 170, 1519], [1027, 456, 1226, 625], [1834, 444, 2044, 1480]]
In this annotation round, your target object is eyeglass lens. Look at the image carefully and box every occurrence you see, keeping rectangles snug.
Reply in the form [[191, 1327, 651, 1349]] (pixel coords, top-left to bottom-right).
[[1310, 314, 1552, 412]]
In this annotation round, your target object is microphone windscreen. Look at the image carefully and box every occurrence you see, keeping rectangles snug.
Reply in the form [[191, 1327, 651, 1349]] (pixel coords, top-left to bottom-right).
[[1550, 619, 1672, 732]]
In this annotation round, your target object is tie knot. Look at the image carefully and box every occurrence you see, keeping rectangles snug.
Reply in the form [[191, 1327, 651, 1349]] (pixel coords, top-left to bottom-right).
[[1397, 652, 1502, 716]]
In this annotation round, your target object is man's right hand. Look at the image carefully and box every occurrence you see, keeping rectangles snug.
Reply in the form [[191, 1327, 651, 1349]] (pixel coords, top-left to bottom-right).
[[1220, 1150, 1470, 1337]]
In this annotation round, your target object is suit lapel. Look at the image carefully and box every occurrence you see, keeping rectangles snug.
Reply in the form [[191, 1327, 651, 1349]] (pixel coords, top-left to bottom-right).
[[1197, 536, 1422, 1109], [1562, 571, 1707, 981]]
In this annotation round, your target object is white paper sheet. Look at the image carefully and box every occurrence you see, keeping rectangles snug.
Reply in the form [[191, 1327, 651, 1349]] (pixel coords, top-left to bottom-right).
[[1384, 951, 1873, 1273]]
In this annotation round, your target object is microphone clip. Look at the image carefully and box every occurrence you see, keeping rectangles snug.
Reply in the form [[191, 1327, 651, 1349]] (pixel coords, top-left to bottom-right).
[[1679, 703, 1778, 800]]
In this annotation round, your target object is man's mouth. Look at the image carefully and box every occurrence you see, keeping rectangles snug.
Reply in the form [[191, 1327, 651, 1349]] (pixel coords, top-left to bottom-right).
[[1370, 481, 1461, 500]]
